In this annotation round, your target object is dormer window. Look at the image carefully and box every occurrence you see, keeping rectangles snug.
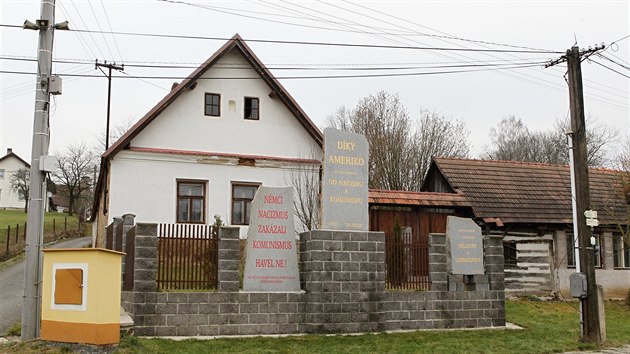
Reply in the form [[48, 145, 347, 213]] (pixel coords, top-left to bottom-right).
[[205, 93, 220, 117], [244, 97, 259, 120]]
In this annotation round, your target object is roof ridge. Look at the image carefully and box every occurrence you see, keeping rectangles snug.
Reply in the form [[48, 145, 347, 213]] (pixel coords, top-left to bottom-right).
[[434, 156, 569, 168], [435, 156, 626, 173], [368, 188, 459, 196]]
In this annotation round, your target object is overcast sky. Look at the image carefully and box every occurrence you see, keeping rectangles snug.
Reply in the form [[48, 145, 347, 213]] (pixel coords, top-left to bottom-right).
[[1, 1, 628, 163]]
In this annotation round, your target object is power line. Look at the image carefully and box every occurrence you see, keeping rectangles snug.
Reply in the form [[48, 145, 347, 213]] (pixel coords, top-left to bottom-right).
[[322, 1, 627, 110], [597, 54, 630, 71], [68, 0, 107, 58], [589, 59, 630, 79], [57, 1, 98, 60], [0, 55, 550, 70], [336, 0, 557, 53], [86, 0, 115, 60], [0, 63, 551, 79], [0, 53, 556, 66], [98, 0, 124, 62], [0, 22, 562, 54]]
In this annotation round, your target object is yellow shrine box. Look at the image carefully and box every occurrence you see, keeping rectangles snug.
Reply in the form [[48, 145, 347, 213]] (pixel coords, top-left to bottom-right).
[[41, 248, 124, 345]]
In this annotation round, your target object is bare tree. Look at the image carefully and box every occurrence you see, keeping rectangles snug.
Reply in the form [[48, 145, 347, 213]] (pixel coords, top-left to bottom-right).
[[94, 118, 136, 153], [327, 91, 469, 191], [53, 143, 97, 216], [484, 116, 618, 166], [287, 163, 320, 232], [412, 109, 470, 188], [10, 168, 30, 212]]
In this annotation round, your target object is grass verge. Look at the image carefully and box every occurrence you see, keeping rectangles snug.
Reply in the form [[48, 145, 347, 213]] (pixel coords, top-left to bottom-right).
[[1, 300, 629, 353]]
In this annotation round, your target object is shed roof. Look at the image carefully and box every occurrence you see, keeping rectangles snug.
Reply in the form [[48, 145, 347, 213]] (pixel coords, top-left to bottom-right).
[[424, 157, 628, 226], [368, 189, 469, 207]]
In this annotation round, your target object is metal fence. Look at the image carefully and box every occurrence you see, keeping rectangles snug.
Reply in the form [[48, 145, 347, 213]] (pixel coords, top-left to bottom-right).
[[385, 226, 430, 290], [157, 223, 219, 290], [1, 217, 77, 260]]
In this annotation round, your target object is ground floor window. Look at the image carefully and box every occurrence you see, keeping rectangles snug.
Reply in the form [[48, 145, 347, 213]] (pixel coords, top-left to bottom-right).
[[503, 241, 518, 268], [613, 235, 630, 268], [177, 180, 206, 223], [231, 183, 259, 225], [566, 233, 601, 268]]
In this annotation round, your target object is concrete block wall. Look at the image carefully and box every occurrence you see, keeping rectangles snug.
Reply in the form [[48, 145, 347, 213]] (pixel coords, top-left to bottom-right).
[[299, 230, 385, 333], [122, 225, 506, 336]]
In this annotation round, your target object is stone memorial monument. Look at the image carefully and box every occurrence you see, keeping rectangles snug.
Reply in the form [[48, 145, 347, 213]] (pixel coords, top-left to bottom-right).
[[243, 186, 300, 291], [320, 127, 369, 231], [446, 216, 484, 275]]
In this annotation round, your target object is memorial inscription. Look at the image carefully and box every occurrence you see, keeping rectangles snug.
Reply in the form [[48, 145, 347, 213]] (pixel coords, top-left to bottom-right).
[[320, 127, 369, 231], [242, 186, 300, 291], [446, 216, 484, 275]]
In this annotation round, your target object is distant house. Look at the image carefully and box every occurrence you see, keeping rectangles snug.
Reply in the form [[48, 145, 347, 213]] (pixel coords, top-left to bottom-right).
[[91, 34, 323, 244], [0, 148, 30, 210], [421, 157, 630, 299]]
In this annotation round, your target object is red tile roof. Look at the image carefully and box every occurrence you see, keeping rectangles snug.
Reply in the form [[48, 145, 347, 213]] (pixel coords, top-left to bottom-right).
[[368, 189, 469, 207], [427, 157, 628, 226]]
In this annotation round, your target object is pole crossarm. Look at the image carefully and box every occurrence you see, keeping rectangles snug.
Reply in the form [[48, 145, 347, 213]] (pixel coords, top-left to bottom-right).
[[544, 44, 605, 68]]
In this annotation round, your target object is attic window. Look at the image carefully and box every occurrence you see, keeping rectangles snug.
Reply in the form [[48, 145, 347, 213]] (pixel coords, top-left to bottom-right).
[[205, 93, 220, 117], [244, 97, 259, 120]]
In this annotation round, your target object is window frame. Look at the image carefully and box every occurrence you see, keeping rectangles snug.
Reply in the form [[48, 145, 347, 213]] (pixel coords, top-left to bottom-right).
[[176, 180, 207, 224], [231, 182, 260, 225], [204, 93, 221, 117], [503, 241, 518, 268], [566, 232, 602, 268], [244, 97, 260, 120], [613, 235, 630, 269]]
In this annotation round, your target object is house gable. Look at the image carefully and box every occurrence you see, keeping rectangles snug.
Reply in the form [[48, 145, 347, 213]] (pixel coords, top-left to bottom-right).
[[104, 34, 322, 160], [0, 150, 30, 209], [421, 161, 456, 194], [129, 47, 321, 159], [91, 34, 323, 224]]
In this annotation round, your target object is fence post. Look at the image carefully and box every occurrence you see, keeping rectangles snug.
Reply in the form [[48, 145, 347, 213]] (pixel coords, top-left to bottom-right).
[[133, 223, 158, 292], [121, 214, 136, 290], [5, 227, 10, 254], [428, 233, 448, 291], [23, 222, 27, 241], [218, 226, 240, 292], [53, 218, 56, 236], [114, 217, 124, 252], [64, 217, 67, 232]]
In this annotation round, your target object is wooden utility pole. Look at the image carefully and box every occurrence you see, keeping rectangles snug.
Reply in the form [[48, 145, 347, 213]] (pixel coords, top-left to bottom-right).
[[566, 45, 601, 343], [95, 60, 124, 150]]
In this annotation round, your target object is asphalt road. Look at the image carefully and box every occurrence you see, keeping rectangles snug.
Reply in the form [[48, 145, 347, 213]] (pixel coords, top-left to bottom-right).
[[0, 237, 92, 335]]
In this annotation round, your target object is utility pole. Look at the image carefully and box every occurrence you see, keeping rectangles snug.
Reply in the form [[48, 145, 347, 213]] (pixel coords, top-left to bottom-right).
[[547, 44, 604, 343], [95, 60, 124, 150], [566, 45, 601, 344], [21, 0, 56, 341]]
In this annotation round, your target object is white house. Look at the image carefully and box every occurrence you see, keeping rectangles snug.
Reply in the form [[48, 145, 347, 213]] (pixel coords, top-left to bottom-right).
[[92, 34, 323, 244], [0, 148, 30, 210]]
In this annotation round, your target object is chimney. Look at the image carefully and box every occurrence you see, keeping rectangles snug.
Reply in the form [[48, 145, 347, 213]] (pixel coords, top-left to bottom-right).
[[6, 148, 12, 155]]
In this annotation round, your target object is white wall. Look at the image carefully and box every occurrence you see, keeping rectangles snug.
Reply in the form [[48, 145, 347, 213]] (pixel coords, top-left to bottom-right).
[[109, 150, 319, 238], [106, 45, 323, 238], [131, 49, 321, 159], [554, 230, 630, 299], [0, 156, 28, 209]]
